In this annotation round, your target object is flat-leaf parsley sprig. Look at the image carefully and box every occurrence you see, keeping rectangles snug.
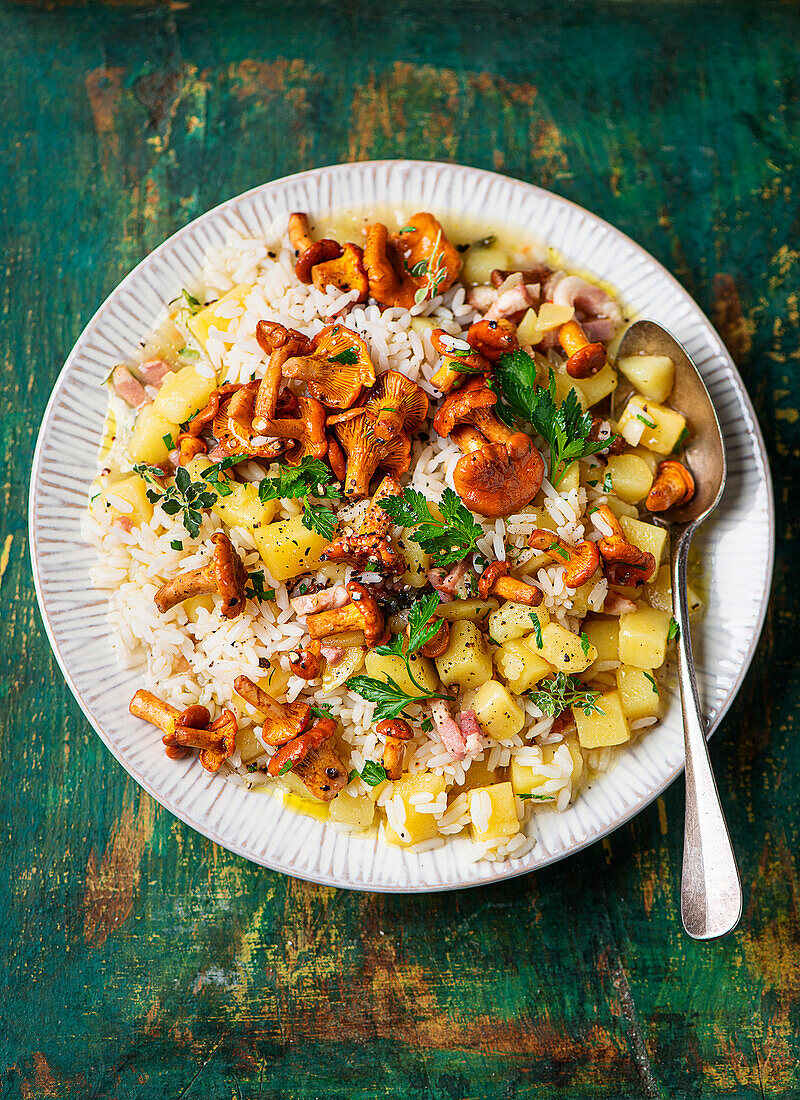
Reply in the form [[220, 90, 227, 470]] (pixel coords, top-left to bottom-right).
[[380, 487, 483, 567], [494, 350, 614, 485], [528, 673, 603, 718], [257, 457, 342, 541], [347, 591, 453, 721]]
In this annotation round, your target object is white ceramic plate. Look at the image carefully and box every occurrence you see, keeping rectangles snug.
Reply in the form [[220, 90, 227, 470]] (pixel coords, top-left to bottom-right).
[[29, 161, 774, 891]]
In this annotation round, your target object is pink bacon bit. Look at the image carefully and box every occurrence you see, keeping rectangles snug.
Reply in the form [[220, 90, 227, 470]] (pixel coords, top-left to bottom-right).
[[428, 559, 469, 599], [111, 365, 149, 409], [290, 584, 349, 617], [459, 709, 484, 755], [429, 699, 467, 761], [138, 358, 174, 388]]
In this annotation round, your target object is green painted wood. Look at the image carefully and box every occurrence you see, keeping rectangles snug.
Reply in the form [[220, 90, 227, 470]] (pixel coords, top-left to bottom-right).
[[1, 1, 798, 1096]]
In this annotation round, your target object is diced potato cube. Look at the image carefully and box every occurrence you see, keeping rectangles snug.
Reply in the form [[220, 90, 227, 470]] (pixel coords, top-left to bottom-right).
[[469, 782, 520, 842], [646, 564, 672, 612], [618, 353, 675, 403], [436, 599, 499, 624], [152, 364, 218, 425], [605, 454, 654, 503], [468, 680, 525, 739], [628, 446, 659, 475], [236, 726, 266, 766], [322, 646, 366, 694], [558, 461, 580, 493], [127, 406, 180, 465], [616, 666, 662, 722], [365, 650, 439, 696], [494, 639, 553, 694], [435, 620, 493, 692], [617, 393, 687, 455], [97, 474, 155, 526], [461, 245, 511, 287], [536, 301, 575, 333], [540, 622, 596, 673], [604, 495, 639, 520], [183, 593, 215, 623], [186, 283, 252, 348], [384, 773, 447, 846], [583, 619, 619, 664], [565, 734, 584, 784], [409, 316, 438, 338], [212, 480, 278, 532], [568, 578, 603, 617], [397, 535, 430, 588], [459, 758, 499, 791], [552, 372, 588, 412], [574, 690, 630, 749], [488, 601, 549, 645], [329, 791, 375, 828], [619, 515, 668, 567], [253, 514, 331, 581], [618, 607, 671, 669], [516, 307, 540, 346], [579, 361, 618, 407]]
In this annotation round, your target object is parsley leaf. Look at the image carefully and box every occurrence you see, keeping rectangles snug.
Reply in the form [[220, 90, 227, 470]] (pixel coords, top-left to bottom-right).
[[380, 487, 483, 567], [328, 347, 359, 365], [580, 632, 591, 658], [495, 353, 614, 484], [181, 289, 203, 314], [528, 673, 603, 717], [346, 674, 451, 723], [302, 500, 338, 541], [667, 617, 680, 642], [258, 457, 342, 505], [245, 571, 275, 602], [180, 347, 200, 359], [518, 792, 555, 802], [310, 703, 335, 720], [349, 760, 388, 787], [375, 591, 443, 694], [201, 454, 253, 498], [278, 760, 293, 776], [170, 540, 183, 551], [529, 614, 543, 649]]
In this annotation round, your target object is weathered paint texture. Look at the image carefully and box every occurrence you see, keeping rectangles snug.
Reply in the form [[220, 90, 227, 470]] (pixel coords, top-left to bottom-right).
[[1, 1, 798, 1097]]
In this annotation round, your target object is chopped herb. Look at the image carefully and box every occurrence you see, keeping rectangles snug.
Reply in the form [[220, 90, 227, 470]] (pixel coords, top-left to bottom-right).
[[245, 571, 275, 602], [201, 454, 253, 498], [302, 501, 337, 541], [672, 425, 690, 452], [529, 614, 543, 649], [667, 617, 680, 642], [495, 353, 614, 484], [529, 673, 603, 717], [410, 228, 448, 305], [399, 225, 416, 234], [580, 632, 591, 658], [256, 457, 342, 541], [328, 347, 359, 366], [346, 673, 452, 723], [603, 470, 613, 493], [549, 540, 570, 561], [473, 235, 496, 249], [180, 347, 200, 360], [170, 540, 183, 551], [587, 479, 598, 488], [408, 260, 428, 277], [380, 487, 483, 567], [310, 703, 335, 719], [350, 760, 388, 787], [643, 672, 659, 694], [518, 792, 555, 802], [420, 717, 434, 734], [635, 413, 657, 428], [181, 289, 202, 314], [133, 463, 217, 538], [278, 760, 293, 776], [162, 433, 175, 450]]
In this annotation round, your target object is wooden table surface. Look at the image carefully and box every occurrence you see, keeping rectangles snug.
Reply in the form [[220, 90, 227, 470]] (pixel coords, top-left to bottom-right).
[[3, 1, 797, 1096]]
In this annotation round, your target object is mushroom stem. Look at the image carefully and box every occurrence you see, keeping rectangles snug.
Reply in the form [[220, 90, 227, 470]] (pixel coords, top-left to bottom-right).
[[130, 689, 180, 734], [234, 675, 312, 745], [155, 568, 216, 613], [451, 425, 487, 453], [155, 534, 247, 619]]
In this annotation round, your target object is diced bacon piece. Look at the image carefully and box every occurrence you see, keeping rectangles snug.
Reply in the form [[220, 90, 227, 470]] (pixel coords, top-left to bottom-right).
[[428, 559, 469, 598], [484, 282, 534, 321], [429, 700, 467, 761], [466, 285, 499, 312], [320, 644, 347, 667], [111, 365, 149, 408], [138, 358, 174, 388], [603, 591, 638, 616], [551, 276, 622, 336], [459, 709, 484, 755], [291, 584, 349, 616]]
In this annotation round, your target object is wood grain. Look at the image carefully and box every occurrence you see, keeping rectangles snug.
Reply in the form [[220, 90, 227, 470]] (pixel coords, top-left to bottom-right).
[[1, 0, 798, 1096]]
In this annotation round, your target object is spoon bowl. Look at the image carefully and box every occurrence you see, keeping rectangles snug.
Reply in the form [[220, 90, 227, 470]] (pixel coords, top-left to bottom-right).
[[616, 319, 741, 940]]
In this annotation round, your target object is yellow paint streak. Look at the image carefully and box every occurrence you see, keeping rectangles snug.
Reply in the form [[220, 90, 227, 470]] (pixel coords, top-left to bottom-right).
[[0, 533, 12, 587], [657, 796, 668, 835], [775, 408, 799, 424]]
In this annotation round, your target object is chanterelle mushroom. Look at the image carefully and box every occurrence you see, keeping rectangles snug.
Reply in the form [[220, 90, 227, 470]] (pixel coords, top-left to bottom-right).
[[267, 717, 347, 801], [155, 532, 247, 618], [305, 580, 387, 647], [433, 377, 512, 445], [329, 408, 411, 498], [280, 324, 376, 410], [429, 329, 490, 394], [251, 394, 328, 464], [311, 243, 369, 302], [321, 476, 404, 573], [453, 433, 544, 519], [234, 676, 312, 744], [355, 371, 429, 443], [477, 560, 543, 606], [363, 214, 461, 309], [254, 321, 313, 424], [130, 690, 237, 772], [376, 718, 413, 781]]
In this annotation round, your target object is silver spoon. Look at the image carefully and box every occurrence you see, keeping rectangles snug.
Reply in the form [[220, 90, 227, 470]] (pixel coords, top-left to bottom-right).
[[615, 319, 741, 939]]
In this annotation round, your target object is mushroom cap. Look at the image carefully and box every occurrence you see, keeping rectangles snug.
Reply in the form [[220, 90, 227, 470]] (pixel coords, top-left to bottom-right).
[[454, 433, 544, 518], [209, 532, 248, 618], [433, 377, 498, 438], [295, 239, 343, 284], [211, 383, 285, 459], [256, 395, 329, 464], [332, 410, 412, 498], [363, 215, 461, 309], [281, 324, 376, 410], [311, 243, 369, 302], [466, 318, 518, 363], [362, 371, 429, 441], [392, 213, 461, 298]]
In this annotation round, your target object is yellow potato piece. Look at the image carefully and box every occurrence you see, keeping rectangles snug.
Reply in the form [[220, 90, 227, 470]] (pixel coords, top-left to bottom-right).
[[574, 690, 630, 749], [186, 283, 253, 348], [539, 622, 596, 673], [469, 782, 520, 842], [384, 773, 447, 846], [468, 680, 525, 739], [618, 607, 672, 669], [253, 514, 331, 581]]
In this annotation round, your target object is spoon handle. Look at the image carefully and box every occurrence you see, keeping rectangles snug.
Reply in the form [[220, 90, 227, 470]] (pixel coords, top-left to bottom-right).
[[671, 529, 742, 939]]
